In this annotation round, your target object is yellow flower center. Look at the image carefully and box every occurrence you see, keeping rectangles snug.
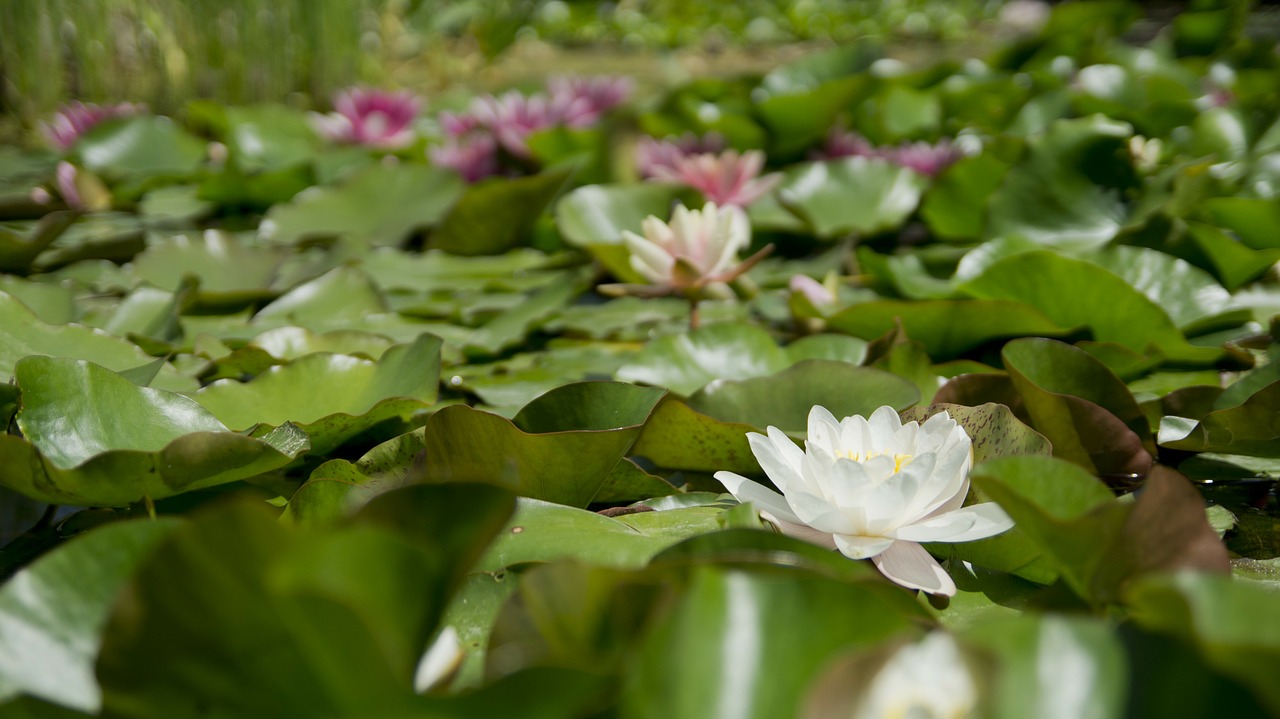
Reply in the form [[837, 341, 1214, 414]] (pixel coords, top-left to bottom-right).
[[838, 449, 914, 473]]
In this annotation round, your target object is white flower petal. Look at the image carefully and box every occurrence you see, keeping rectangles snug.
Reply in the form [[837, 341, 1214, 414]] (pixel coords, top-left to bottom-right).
[[763, 512, 838, 550], [414, 626, 463, 693], [864, 453, 936, 534], [714, 471, 804, 526], [867, 405, 904, 449], [833, 533, 895, 560], [892, 502, 1014, 543], [872, 540, 957, 595], [807, 405, 844, 456], [622, 230, 673, 283], [747, 431, 804, 495], [789, 490, 859, 534]]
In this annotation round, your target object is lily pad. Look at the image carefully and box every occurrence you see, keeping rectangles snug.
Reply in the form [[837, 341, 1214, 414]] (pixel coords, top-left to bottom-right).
[[985, 115, 1133, 250], [0, 292, 194, 392], [259, 163, 465, 248], [420, 382, 665, 507], [962, 250, 1220, 364], [1159, 379, 1280, 457], [194, 333, 442, 454], [687, 360, 920, 434], [616, 322, 789, 396], [129, 231, 283, 305], [97, 485, 515, 718], [778, 157, 927, 239], [75, 117, 206, 180], [0, 519, 180, 712], [555, 183, 693, 281], [430, 167, 574, 256], [2, 356, 308, 505], [901, 403, 1051, 464], [1002, 338, 1154, 477], [826, 299, 1068, 359]]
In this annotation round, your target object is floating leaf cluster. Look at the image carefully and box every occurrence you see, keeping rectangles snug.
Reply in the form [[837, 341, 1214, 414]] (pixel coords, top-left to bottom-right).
[[1, 2, 1279, 716]]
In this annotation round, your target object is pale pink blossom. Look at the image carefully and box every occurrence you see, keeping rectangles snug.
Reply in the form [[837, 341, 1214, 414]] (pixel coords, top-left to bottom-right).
[[635, 132, 728, 178], [819, 128, 965, 177], [546, 75, 633, 126], [429, 133, 500, 183], [621, 202, 752, 291], [41, 101, 143, 151], [889, 139, 966, 177], [789, 274, 836, 309], [56, 162, 83, 210], [650, 149, 782, 208], [311, 87, 422, 149], [818, 127, 878, 161], [467, 91, 569, 158]]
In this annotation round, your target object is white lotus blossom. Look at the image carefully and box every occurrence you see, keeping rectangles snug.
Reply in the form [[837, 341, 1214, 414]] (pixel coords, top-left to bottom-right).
[[855, 632, 979, 719], [715, 406, 1013, 595]]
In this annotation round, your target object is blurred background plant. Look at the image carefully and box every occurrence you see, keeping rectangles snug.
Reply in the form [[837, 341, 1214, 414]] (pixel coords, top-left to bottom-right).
[[0, 0, 1042, 142]]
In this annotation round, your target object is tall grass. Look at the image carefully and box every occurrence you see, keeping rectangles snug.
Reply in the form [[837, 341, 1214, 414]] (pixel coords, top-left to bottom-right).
[[0, 0, 382, 124]]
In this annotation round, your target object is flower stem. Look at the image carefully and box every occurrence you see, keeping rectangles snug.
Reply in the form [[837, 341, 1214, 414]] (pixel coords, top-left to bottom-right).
[[689, 297, 701, 330]]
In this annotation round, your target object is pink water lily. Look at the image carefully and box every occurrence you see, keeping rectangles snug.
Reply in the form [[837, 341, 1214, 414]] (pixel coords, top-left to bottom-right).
[[820, 128, 966, 178], [622, 202, 751, 290], [466, 91, 565, 159], [41, 101, 143, 151], [546, 75, 633, 126], [888, 139, 966, 177], [649, 149, 782, 208], [635, 131, 727, 179], [715, 406, 1014, 596], [311, 87, 422, 149], [429, 133, 500, 183]]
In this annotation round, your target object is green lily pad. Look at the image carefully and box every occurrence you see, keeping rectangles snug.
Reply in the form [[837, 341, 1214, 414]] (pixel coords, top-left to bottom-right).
[[430, 167, 574, 256], [616, 322, 789, 396], [960, 615, 1128, 719], [687, 360, 920, 434], [0, 292, 194, 392], [420, 382, 665, 507], [252, 266, 387, 328], [986, 115, 1133, 251], [259, 163, 465, 248], [962, 250, 1220, 364], [826, 299, 1069, 359], [1088, 245, 1243, 334], [359, 247, 563, 293], [901, 403, 1051, 465], [247, 326, 397, 361], [0, 519, 180, 713], [621, 566, 924, 719], [974, 459, 1227, 604], [1159, 379, 1280, 457], [478, 499, 728, 571], [2, 357, 308, 505], [1127, 572, 1280, 715], [1002, 338, 1153, 477], [130, 231, 283, 305], [462, 270, 589, 357], [97, 485, 515, 718], [555, 182, 694, 282], [631, 397, 762, 474], [920, 153, 1012, 241], [778, 157, 927, 239], [75, 117, 206, 180], [194, 333, 442, 454], [0, 211, 75, 273]]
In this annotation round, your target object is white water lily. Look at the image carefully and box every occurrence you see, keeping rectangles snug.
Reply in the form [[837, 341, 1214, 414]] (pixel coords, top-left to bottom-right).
[[714, 405, 1013, 595], [855, 632, 978, 719]]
